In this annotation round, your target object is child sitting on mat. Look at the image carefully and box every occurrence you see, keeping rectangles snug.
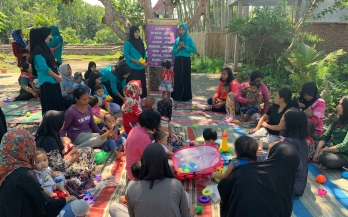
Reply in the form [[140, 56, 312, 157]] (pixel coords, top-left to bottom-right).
[[143, 95, 156, 110], [211, 136, 259, 180], [118, 161, 141, 205], [94, 83, 119, 114], [155, 131, 174, 158], [240, 80, 263, 122], [202, 128, 220, 149], [89, 96, 107, 125]]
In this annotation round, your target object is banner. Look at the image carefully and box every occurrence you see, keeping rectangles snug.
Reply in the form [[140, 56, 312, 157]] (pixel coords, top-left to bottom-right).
[[147, 19, 178, 67]]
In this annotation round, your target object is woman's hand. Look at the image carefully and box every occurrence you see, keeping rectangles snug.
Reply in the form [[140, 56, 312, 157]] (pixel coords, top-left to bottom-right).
[[215, 102, 225, 109], [55, 75, 62, 83], [133, 59, 141, 65], [299, 102, 305, 109], [189, 205, 196, 216], [312, 150, 322, 163], [249, 128, 258, 134], [32, 91, 38, 98], [179, 41, 185, 48], [64, 147, 79, 163], [212, 98, 216, 105], [261, 122, 269, 128], [319, 164, 327, 170], [65, 195, 77, 203], [67, 88, 75, 94]]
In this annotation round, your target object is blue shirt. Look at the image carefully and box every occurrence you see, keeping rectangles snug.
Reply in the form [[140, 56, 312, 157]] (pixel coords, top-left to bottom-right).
[[171, 37, 196, 58], [33, 54, 57, 86], [99, 66, 126, 95], [123, 41, 146, 70]]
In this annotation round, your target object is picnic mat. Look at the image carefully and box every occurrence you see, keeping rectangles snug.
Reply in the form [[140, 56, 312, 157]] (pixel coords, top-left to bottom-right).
[[1, 100, 42, 124]]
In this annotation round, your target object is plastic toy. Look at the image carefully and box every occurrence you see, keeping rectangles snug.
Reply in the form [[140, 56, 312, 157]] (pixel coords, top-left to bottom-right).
[[220, 130, 231, 153], [316, 174, 326, 184], [189, 142, 194, 146], [84, 191, 91, 195], [3, 98, 11, 103], [202, 187, 213, 196], [139, 58, 148, 66], [103, 95, 112, 105], [26, 112, 31, 117], [214, 167, 227, 183], [190, 162, 196, 167], [198, 195, 210, 203], [82, 194, 97, 204], [342, 171, 348, 179], [94, 151, 109, 164], [194, 141, 200, 146], [178, 168, 184, 172], [195, 205, 203, 214], [190, 105, 195, 110], [317, 188, 327, 197], [95, 174, 102, 181], [192, 124, 197, 129]]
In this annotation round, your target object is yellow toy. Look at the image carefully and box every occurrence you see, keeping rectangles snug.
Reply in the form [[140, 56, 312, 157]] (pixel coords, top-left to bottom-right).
[[103, 95, 112, 105], [139, 58, 148, 66], [220, 130, 231, 153]]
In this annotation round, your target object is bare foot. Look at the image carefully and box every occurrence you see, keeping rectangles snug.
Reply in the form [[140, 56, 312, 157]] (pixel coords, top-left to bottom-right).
[[116, 151, 124, 160]]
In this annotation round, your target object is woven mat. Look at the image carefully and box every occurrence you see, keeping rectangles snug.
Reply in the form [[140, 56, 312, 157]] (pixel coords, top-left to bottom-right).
[[2, 100, 42, 124]]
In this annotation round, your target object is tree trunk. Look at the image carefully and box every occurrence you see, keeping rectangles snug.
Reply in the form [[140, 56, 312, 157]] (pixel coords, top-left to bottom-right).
[[182, 0, 189, 22], [213, 0, 217, 30], [138, 0, 156, 20], [205, 0, 212, 32], [164, 0, 176, 18], [221, 0, 225, 31], [186, 0, 208, 29], [295, 0, 302, 22]]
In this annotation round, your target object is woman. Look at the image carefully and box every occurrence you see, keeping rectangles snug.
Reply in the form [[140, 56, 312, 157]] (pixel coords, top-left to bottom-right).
[[125, 109, 161, 180], [30, 27, 63, 115], [11, 29, 29, 67], [36, 110, 96, 178], [171, 24, 196, 102], [218, 142, 300, 217], [299, 82, 326, 137], [0, 129, 79, 217], [0, 107, 6, 141], [59, 64, 75, 110], [84, 61, 97, 82], [207, 67, 240, 112], [124, 26, 147, 98], [87, 71, 108, 96], [313, 96, 348, 169], [14, 62, 38, 101], [60, 88, 105, 148], [126, 144, 194, 217], [281, 108, 308, 197], [47, 25, 64, 66], [100, 58, 131, 106], [249, 88, 296, 148]]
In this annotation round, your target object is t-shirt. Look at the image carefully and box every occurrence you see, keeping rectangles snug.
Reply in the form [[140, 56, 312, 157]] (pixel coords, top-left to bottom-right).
[[161, 144, 169, 152], [161, 69, 175, 81], [266, 103, 291, 135]]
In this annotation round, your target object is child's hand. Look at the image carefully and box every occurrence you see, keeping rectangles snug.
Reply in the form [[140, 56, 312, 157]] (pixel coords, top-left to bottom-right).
[[50, 192, 57, 198], [109, 97, 113, 101], [211, 172, 218, 179], [167, 145, 173, 152], [50, 170, 60, 178], [58, 185, 70, 196], [172, 134, 180, 142], [256, 147, 262, 157]]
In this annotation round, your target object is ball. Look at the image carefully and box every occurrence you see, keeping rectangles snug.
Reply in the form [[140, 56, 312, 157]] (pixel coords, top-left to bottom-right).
[[191, 105, 195, 110], [95, 174, 102, 181], [183, 168, 190, 173], [189, 162, 196, 167], [189, 142, 194, 146], [26, 112, 31, 117], [194, 141, 200, 146], [195, 205, 203, 214], [192, 124, 197, 129], [177, 168, 184, 172], [316, 174, 326, 184], [342, 171, 348, 179]]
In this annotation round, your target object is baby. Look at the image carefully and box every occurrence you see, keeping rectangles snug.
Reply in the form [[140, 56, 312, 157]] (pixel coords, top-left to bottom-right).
[[240, 80, 263, 122], [34, 148, 69, 198], [94, 83, 120, 114], [202, 128, 220, 149], [143, 95, 156, 110], [215, 83, 230, 105], [89, 96, 107, 125], [73, 72, 90, 93], [118, 161, 141, 205], [155, 131, 174, 158], [61, 137, 80, 160]]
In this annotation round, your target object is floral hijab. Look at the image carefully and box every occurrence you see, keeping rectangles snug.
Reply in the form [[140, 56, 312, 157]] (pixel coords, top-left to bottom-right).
[[0, 129, 35, 186], [121, 80, 142, 114]]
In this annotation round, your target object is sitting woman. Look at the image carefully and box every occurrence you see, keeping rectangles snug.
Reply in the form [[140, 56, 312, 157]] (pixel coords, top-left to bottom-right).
[[59, 64, 75, 110], [299, 82, 326, 137], [14, 62, 39, 101], [249, 88, 296, 148], [36, 110, 96, 178], [87, 71, 108, 96], [313, 96, 348, 169], [60, 88, 105, 148]]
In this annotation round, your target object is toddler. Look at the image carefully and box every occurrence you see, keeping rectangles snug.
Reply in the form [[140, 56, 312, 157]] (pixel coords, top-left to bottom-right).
[[99, 113, 126, 159], [202, 128, 220, 149], [118, 161, 141, 205], [215, 83, 230, 105], [307, 121, 316, 161], [155, 131, 174, 158], [89, 96, 107, 125], [143, 95, 156, 110], [34, 148, 69, 198], [159, 60, 175, 99], [94, 83, 120, 114], [73, 72, 90, 93], [211, 136, 259, 180], [240, 80, 263, 122]]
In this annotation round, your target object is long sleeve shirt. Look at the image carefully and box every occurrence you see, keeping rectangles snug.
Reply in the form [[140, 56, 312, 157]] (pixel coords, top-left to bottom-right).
[[33, 54, 57, 86], [213, 79, 240, 99], [47, 36, 63, 64], [123, 41, 146, 70], [307, 98, 326, 136], [171, 37, 196, 57], [235, 81, 270, 112], [100, 66, 126, 95]]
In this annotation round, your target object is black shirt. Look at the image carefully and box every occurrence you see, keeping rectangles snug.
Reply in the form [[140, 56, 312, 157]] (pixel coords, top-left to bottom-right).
[[266, 103, 292, 135]]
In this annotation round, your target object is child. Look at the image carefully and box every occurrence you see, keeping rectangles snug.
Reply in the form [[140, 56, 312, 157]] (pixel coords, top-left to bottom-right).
[[202, 128, 220, 149], [72, 72, 90, 92], [99, 113, 126, 159], [84, 61, 98, 82], [307, 121, 316, 161], [240, 80, 263, 122], [118, 161, 141, 205], [60, 137, 80, 160], [211, 136, 259, 180], [159, 60, 175, 99], [143, 95, 156, 110], [215, 83, 230, 104], [94, 83, 120, 114], [155, 131, 174, 158], [34, 148, 69, 198], [89, 96, 107, 125]]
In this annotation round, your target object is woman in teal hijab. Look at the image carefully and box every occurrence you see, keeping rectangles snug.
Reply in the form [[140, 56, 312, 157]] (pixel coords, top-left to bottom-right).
[[171, 24, 196, 102], [47, 25, 64, 66]]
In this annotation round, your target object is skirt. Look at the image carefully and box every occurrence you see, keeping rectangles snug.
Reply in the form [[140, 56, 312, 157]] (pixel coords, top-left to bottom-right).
[[126, 68, 147, 98], [102, 80, 124, 106], [40, 82, 64, 115], [171, 56, 192, 101]]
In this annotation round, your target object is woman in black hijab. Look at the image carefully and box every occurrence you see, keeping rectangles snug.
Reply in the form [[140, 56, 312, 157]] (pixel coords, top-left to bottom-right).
[[0, 107, 6, 141], [30, 27, 64, 115], [123, 26, 147, 98], [218, 142, 300, 217], [299, 82, 320, 110]]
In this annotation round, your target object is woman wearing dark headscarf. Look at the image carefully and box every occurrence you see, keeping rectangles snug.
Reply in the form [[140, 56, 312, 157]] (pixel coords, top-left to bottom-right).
[[171, 24, 196, 102], [0, 107, 6, 141], [123, 26, 147, 98], [47, 26, 64, 66], [218, 142, 300, 217], [11, 29, 30, 67], [100, 57, 131, 106], [126, 143, 193, 217], [30, 27, 64, 115], [298, 82, 326, 136]]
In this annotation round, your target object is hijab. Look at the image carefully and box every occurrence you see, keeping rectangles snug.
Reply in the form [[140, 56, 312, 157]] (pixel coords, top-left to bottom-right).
[[0, 129, 35, 186], [18, 64, 33, 85], [112, 59, 131, 81], [59, 64, 74, 90], [175, 23, 190, 44], [30, 27, 57, 77], [121, 80, 142, 114], [0, 107, 6, 141], [35, 110, 65, 154], [128, 26, 145, 57], [139, 143, 174, 189], [157, 99, 172, 121], [218, 142, 300, 217], [12, 30, 28, 49], [299, 82, 320, 110]]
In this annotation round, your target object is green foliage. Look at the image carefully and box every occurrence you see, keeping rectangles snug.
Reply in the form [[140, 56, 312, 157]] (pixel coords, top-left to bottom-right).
[[0, 12, 8, 32], [113, 0, 145, 26], [60, 27, 80, 44], [191, 54, 224, 73], [94, 28, 123, 44]]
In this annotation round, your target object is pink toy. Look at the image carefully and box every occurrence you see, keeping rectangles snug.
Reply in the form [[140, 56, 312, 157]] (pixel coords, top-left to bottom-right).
[[82, 194, 97, 204], [95, 174, 102, 181], [318, 188, 327, 197]]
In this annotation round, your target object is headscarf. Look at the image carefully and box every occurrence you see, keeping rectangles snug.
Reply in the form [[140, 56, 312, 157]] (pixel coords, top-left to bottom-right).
[[112, 59, 131, 81], [0, 129, 35, 186], [175, 23, 190, 44], [11, 30, 28, 49], [299, 82, 320, 110], [139, 143, 174, 189], [35, 110, 65, 154], [121, 80, 142, 114], [218, 142, 300, 217], [18, 69, 33, 85], [0, 107, 6, 141], [59, 64, 74, 90], [30, 27, 57, 77], [157, 99, 172, 121], [128, 26, 145, 57], [84, 61, 96, 80], [48, 25, 63, 43]]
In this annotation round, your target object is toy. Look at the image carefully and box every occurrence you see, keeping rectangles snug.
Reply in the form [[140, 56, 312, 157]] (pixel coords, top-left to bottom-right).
[[84, 191, 91, 195], [316, 174, 326, 184], [194, 141, 200, 146], [317, 188, 327, 197], [26, 112, 31, 117], [220, 130, 231, 153], [95, 174, 102, 181], [202, 187, 213, 196], [119, 162, 123, 166], [139, 58, 148, 66], [3, 98, 11, 103], [94, 151, 109, 164], [214, 167, 227, 183], [342, 171, 348, 179], [189, 142, 194, 147], [178, 168, 184, 172], [121, 131, 128, 138], [103, 95, 112, 105], [191, 105, 195, 110], [192, 124, 197, 129], [82, 194, 97, 204], [195, 205, 203, 214], [198, 195, 210, 203]]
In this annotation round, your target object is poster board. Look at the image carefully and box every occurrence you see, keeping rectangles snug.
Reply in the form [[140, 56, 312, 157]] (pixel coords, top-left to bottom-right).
[[146, 18, 178, 67]]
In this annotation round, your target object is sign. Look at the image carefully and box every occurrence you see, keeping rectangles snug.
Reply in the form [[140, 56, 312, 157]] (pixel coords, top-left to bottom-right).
[[147, 19, 178, 67]]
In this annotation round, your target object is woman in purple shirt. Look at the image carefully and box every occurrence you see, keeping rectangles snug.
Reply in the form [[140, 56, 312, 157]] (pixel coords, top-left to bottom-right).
[[60, 87, 105, 148]]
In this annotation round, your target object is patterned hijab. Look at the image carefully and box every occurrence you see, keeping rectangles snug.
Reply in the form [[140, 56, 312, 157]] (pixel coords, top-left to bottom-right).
[[121, 80, 142, 114], [0, 129, 35, 186], [157, 99, 172, 121]]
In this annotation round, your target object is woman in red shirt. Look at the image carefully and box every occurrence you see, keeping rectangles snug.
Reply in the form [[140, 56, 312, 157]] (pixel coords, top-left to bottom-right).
[[11, 30, 29, 67]]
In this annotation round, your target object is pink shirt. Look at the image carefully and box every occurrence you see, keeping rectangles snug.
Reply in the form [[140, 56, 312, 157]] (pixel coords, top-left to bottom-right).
[[236, 82, 270, 112], [125, 125, 152, 180], [308, 98, 326, 136]]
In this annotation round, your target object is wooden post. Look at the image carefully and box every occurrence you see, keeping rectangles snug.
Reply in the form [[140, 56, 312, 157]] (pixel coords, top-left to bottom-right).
[[224, 4, 233, 63], [233, 0, 243, 71]]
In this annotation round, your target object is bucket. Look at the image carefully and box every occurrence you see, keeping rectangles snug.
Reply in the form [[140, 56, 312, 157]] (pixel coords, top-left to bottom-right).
[[1, 68, 7, 73]]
